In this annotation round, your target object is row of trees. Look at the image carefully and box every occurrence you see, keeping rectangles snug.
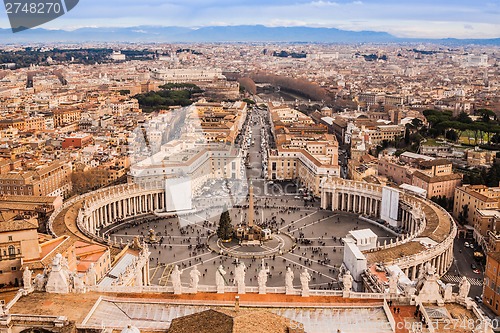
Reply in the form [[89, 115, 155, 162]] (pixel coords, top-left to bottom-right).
[[133, 84, 202, 112], [462, 163, 500, 187], [424, 109, 499, 145], [250, 72, 331, 102], [373, 109, 499, 158], [0, 48, 115, 68], [238, 77, 257, 95]]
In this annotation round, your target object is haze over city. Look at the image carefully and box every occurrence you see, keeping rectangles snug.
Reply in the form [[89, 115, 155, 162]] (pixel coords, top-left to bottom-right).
[[0, 0, 499, 38], [0, 1, 499, 333]]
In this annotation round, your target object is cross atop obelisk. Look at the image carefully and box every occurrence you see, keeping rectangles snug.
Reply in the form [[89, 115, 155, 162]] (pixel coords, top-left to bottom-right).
[[248, 181, 255, 227]]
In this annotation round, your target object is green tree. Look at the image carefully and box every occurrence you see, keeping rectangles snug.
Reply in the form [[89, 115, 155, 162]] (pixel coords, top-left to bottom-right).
[[217, 210, 233, 241], [458, 204, 469, 225], [430, 195, 453, 211]]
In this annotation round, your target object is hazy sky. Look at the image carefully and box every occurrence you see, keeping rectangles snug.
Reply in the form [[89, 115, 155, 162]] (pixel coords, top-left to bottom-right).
[[1, 0, 499, 38]]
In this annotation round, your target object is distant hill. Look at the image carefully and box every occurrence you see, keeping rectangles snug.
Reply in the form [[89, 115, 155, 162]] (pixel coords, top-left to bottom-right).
[[0, 25, 498, 45]]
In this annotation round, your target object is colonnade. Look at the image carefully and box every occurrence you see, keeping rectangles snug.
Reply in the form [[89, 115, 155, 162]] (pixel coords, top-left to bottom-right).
[[320, 179, 456, 279], [83, 190, 165, 234], [402, 244, 454, 280], [335, 191, 381, 216]]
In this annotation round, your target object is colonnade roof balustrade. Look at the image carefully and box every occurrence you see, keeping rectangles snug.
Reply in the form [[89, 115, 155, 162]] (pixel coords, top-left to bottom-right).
[[50, 179, 456, 279], [321, 179, 454, 269], [48, 183, 159, 248], [365, 194, 454, 266]]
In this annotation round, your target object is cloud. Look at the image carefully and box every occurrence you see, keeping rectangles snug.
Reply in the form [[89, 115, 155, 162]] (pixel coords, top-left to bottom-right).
[[0, 0, 498, 38], [310, 1, 339, 7]]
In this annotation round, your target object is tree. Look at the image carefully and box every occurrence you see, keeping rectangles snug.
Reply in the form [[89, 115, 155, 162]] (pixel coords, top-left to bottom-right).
[[430, 195, 453, 211], [217, 210, 233, 241], [458, 204, 469, 225], [238, 77, 257, 95]]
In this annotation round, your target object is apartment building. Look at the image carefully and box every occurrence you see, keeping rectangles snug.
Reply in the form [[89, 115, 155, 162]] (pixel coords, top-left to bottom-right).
[[53, 108, 81, 127], [0, 160, 72, 197], [62, 133, 93, 149], [267, 103, 340, 196], [129, 139, 243, 194], [367, 125, 405, 145], [0, 119, 24, 131], [483, 252, 500, 315], [377, 157, 413, 185], [0, 214, 39, 286], [150, 68, 225, 83], [194, 101, 247, 144], [411, 159, 462, 199], [453, 185, 500, 246]]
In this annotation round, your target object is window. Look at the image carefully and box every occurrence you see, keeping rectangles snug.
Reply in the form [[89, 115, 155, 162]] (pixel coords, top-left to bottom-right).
[[8, 236, 12, 241], [8, 246, 15, 256]]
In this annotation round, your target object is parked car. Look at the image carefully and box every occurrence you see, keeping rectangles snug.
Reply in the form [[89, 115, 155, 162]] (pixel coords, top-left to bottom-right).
[[475, 295, 483, 303], [464, 242, 470, 248]]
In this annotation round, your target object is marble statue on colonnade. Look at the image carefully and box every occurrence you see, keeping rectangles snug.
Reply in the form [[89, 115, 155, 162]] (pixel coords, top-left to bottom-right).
[[458, 276, 471, 299], [388, 272, 399, 295], [300, 269, 311, 297], [34, 273, 47, 292], [23, 266, 33, 291], [87, 263, 97, 286], [343, 270, 353, 292], [235, 261, 246, 294], [415, 263, 444, 305], [45, 254, 70, 294], [443, 283, 453, 302], [190, 266, 201, 293], [216, 265, 226, 294], [285, 267, 294, 295], [171, 265, 182, 295], [258, 259, 270, 295]]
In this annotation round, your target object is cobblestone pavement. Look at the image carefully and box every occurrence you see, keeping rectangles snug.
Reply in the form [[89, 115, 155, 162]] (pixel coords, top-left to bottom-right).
[[109, 201, 396, 290]]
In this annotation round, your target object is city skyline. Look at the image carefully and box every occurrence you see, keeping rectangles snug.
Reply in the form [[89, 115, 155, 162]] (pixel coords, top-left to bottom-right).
[[0, 0, 499, 39]]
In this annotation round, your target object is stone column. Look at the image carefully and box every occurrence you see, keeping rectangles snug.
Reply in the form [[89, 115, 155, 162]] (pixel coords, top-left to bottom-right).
[[99, 207, 104, 227], [104, 205, 108, 225], [107, 204, 112, 225]]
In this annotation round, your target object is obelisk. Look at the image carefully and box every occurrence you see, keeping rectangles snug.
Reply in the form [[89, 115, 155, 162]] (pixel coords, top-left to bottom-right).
[[248, 182, 254, 227]]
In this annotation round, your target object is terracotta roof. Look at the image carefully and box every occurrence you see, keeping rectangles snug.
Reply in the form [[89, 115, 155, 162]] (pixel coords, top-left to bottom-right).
[[25, 235, 75, 270], [418, 159, 451, 167], [457, 186, 499, 203], [412, 171, 462, 183], [168, 308, 303, 333], [366, 195, 452, 263], [0, 215, 38, 232]]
